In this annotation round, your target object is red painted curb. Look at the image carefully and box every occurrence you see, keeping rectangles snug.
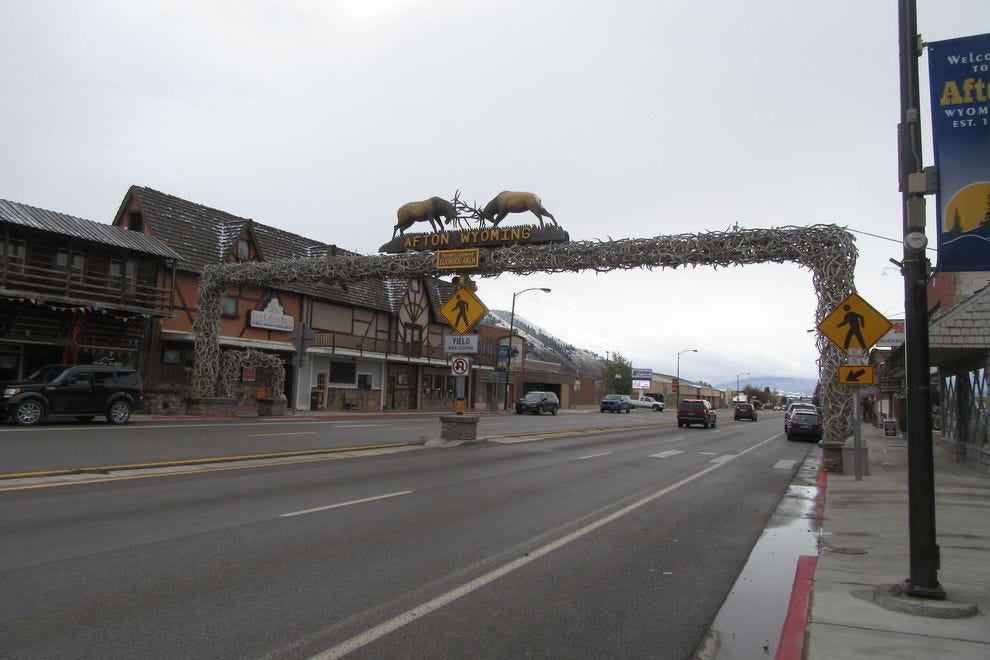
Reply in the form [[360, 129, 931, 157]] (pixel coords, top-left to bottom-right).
[[775, 555, 818, 660]]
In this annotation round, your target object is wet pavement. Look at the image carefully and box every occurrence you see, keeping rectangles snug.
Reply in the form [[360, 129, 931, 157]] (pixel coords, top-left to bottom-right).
[[701, 447, 823, 658]]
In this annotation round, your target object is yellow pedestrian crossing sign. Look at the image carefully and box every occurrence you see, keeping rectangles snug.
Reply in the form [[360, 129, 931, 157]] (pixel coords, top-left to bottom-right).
[[439, 287, 489, 334], [838, 365, 875, 386], [817, 292, 892, 353]]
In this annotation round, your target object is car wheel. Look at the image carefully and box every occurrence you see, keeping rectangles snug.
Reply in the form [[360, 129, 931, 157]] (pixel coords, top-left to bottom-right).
[[14, 400, 45, 426], [75, 416, 95, 422], [625, 407, 630, 414], [532, 409, 540, 415], [712, 417, 717, 428], [703, 419, 710, 429], [551, 407, 557, 415], [753, 415, 758, 421], [653, 405, 660, 412], [107, 399, 132, 425]]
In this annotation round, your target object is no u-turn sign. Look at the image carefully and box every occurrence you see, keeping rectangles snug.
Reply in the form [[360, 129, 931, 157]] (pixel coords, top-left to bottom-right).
[[451, 356, 472, 376]]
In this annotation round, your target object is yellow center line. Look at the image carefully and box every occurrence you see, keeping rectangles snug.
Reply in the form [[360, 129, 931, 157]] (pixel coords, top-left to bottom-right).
[[0, 443, 407, 483]]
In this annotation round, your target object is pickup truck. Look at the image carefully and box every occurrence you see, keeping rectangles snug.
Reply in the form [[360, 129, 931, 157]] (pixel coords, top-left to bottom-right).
[[629, 395, 665, 412]]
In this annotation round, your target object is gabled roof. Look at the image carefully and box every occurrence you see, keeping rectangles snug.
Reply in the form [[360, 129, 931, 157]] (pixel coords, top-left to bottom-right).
[[116, 186, 404, 312], [0, 197, 180, 259], [929, 281, 990, 350]]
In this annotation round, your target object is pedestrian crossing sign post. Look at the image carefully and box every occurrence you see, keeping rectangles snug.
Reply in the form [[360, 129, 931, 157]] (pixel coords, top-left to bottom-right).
[[838, 365, 875, 386], [817, 292, 893, 353], [439, 287, 489, 335]]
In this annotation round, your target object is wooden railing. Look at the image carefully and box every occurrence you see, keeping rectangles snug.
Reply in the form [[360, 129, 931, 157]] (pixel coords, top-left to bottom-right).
[[0, 262, 173, 313], [309, 332, 454, 361]]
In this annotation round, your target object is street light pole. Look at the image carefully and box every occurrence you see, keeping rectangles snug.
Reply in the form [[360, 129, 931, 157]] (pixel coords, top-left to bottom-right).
[[503, 287, 551, 410], [736, 371, 750, 401], [675, 349, 698, 409]]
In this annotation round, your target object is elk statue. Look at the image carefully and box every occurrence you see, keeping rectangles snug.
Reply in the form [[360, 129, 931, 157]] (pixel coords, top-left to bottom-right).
[[393, 192, 460, 238], [481, 191, 557, 228]]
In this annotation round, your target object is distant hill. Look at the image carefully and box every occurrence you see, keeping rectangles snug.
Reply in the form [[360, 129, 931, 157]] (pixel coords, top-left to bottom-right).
[[485, 310, 819, 395], [714, 376, 819, 397]]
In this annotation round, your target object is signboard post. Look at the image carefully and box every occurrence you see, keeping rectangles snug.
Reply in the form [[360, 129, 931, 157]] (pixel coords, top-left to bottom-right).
[[819, 292, 891, 482], [450, 356, 472, 415]]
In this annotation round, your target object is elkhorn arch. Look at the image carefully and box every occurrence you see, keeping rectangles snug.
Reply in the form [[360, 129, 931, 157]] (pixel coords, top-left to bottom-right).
[[191, 225, 857, 442]]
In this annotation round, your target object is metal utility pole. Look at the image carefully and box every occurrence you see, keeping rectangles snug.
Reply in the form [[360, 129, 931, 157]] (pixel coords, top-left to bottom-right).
[[898, 0, 944, 599]]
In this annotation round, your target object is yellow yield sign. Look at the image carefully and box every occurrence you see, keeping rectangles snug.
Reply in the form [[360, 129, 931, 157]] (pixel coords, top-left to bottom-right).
[[818, 292, 892, 353], [440, 287, 489, 334]]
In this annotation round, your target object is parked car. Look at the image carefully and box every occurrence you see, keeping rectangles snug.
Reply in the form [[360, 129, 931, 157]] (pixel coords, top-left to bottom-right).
[[786, 410, 823, 441], [600, 394, 632, 413], [629, 395, 665, 412], [677, 399, 717, 428], [785, 402, 818, 430], [515, 391, 560, 415], [734, 402, 757, 421], [0, 364, 143, 426]]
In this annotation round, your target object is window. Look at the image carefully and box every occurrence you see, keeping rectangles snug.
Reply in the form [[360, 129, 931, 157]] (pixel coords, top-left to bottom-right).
[[127, 211, 144, 232], [56, 250, 85, 281], [220, 296, 238, 317], [329, 361, 357, 384], [357, 374, 372, 390], [110, 259, 136, 291], [237, 239, 251, 261], [3, 239, 25, 272], [404, 325, 422, 344], [410, 279, 421, 292]]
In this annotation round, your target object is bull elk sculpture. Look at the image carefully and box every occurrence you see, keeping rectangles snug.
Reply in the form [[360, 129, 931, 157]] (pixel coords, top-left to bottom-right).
[[481, 191, 557, 228], [393, 191, 461, 238]]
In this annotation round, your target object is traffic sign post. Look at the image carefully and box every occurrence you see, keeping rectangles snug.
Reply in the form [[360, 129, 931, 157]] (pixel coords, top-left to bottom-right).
[[838, 365, 875, 386], [439, 287, 489, 335], [451, 356, 471, 415], [818, 292, 893, 354]]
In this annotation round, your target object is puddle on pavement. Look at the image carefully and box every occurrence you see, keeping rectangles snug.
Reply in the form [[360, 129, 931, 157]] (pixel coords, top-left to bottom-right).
[[708, 477, 822, 659]]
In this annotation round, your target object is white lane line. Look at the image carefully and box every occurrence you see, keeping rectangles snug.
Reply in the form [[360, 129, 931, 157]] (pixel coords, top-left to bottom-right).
[[710, 455, 734, 464], [280, 491, 413, 518], [332, 424, 388, 428], [773, 459, 797, 470], [650, 450, 683, 458], [579, 452, 612, 460], [310, 436, 778, 660], [249, 431, 319, 438], [698, 452, 718, 456]]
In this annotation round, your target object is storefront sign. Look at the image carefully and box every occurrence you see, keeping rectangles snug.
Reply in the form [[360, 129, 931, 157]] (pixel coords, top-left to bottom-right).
[[250, 298, 294, 331]]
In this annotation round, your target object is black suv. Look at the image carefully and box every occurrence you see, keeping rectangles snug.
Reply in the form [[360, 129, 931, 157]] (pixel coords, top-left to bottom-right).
[[515, 391, 560, 415], [0, 364, 143, 426], [734, 402, 757, 421], [677, 399, 717, 428]]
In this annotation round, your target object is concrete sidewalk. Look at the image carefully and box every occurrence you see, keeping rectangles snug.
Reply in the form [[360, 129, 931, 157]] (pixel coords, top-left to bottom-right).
[[800, 425, 990, 658]]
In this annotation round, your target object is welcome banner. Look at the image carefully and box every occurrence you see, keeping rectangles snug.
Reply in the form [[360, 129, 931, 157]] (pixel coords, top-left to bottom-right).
[[928, 32, 990, 272]]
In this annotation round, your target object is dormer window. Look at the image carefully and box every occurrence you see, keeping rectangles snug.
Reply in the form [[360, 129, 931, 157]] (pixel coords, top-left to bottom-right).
[[127, 211, 144, 232], [237, 239, 251, 261]]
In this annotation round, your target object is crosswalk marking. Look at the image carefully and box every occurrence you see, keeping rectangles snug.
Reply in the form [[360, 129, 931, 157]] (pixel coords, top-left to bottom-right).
[[650, 450, 684, 458], [773, 459, 797, 470]]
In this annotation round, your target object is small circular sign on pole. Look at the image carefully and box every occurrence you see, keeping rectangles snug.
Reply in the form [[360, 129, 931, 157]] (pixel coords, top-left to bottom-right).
[[451, 356, 471, 376]]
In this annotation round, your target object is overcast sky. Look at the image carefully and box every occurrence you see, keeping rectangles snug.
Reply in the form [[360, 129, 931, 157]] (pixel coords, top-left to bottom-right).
[[2, 1, 987, 387]]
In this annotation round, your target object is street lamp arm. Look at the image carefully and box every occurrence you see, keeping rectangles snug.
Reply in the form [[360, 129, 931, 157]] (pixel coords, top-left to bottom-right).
[[503, 286, 552, 410]]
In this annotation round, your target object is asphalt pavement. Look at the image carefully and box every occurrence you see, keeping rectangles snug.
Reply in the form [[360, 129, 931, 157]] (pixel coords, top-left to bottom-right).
[[7, 406, 988, 658]]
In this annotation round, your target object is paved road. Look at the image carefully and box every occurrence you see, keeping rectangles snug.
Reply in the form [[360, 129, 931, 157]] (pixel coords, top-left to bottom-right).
[[0, 411, 810, 658], [0, 408, 674, 474]]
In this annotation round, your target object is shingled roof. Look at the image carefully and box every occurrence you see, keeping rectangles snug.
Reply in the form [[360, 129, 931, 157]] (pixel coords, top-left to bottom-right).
[[0, 197, 180, 260], [114, 186, 453, 316]]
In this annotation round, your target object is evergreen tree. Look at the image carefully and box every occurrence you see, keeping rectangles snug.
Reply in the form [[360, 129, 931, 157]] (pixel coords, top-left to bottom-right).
[[951, 206, 964, 233]]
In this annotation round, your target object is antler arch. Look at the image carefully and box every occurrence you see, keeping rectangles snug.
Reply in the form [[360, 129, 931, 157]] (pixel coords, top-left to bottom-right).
[[191, 224, 857, 442]]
